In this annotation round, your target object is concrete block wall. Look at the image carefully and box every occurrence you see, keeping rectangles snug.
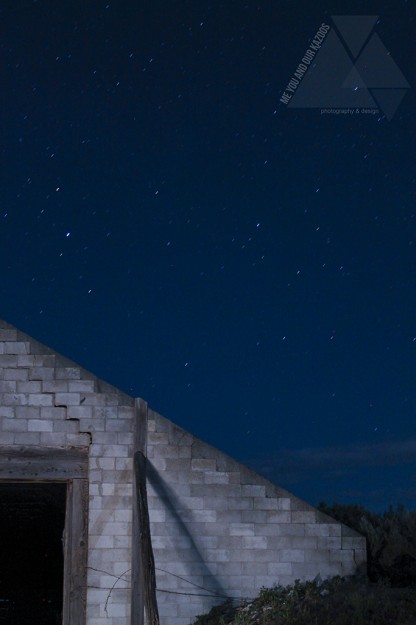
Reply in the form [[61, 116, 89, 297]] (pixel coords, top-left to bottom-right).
[[1, 320, 367, 625], [0, 320, 136, 625], [146, 411, 367, 625]]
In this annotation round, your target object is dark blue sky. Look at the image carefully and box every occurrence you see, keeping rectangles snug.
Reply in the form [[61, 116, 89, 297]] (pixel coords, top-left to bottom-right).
[[1, 1, 414, 511]]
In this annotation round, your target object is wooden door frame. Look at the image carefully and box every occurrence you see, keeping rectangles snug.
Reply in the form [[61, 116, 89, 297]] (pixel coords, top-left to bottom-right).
[[0, 446, 89, 625]]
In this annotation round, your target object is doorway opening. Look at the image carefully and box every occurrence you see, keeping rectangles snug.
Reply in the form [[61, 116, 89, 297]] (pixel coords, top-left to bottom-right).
[[0, 481, 66, 625]]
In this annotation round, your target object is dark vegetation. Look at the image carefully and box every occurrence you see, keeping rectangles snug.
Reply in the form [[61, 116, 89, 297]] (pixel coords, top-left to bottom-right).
[[318, 503, 416, 587], [192, 504, 416, 625]]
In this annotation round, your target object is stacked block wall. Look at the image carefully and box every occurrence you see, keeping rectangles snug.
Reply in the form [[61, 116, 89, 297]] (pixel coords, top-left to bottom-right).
[[0, 321, 136, 625], [0, 320, 367, 625], [146, 411, 367, 625]]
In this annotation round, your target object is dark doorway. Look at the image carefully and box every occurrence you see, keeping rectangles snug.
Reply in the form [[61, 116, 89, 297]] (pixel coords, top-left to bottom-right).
[[0, 482, 66, 625]]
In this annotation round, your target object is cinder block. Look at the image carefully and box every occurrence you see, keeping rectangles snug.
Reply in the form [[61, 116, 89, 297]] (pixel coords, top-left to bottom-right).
[[67, 406, 93, 419], [15, 406, 40, 418], [97, 457, 116, 470], [68, 380, 96, 392], [28, 393, 53, 406], [227, 497, 253, 511], [178, 496, 204, 510], [318, 536, 342, 550], [115, 457, 133, 471], [241, 510, 267, 523], [292, 511, 316, 523], [17, 381, 42, 393], [53, 419, 79, 434], [118, 406, 134, 419], [267, 511, 291, 524], [216, 510, 243, 523], [2, 418, 28, 432], [304, 549, 330, 563], [230, 523, 254, 536], [242, 536, 267, 549], [4, 341, 29, 354], [216, 536, 243, 550], [42, 381, 69, 392], [342, 537, 366, 550], [190, 484, 242, 497], [105, 418, 132, 432], [66, 433, 91, 446], [290, 536, 318, 549], [93, 432, 119, 444], [90, 444, 129, 457], [29, 367, 54, 380], [40, 406, 66, 419], [241, 561, 268, 575], [265, 536, 293, 550], [191, 458, 216, 471], [148, 431, 169, 445], [1, 393, 27, 406], [55, 367, 81, 379], [0, 329, 18, 340], [268, 562, 293, 575], [277, 498, 292, 510], [148, 456, 166, 468], [55, 392, 81, 406], [16, 355, 35, 366], [329, 524, 342, 536], [305, 524, 330, 537], [117, 432, 133, 445], [89, 535, 115, 549], [14, 432, 41, 444], [253, 497, 281, 510], [39, 433, 69, 445], [0, 432, 13, 443], [149, 509, 167, 522], [180, 509, 217, 523], [279, 549, 305, 563], [4, 369, 28, 381], [114, 535, 130, 549], [197, 536, 219, 549], [178, 445, 192, 458], [164, 458, 191, 471], [168, 427, 194, 446], [28, 419, 53, 432], [241, 484, 265, 497], [33, 355, 55, 367], [0, 355, 18, 367], [204, 471, 230, 484]]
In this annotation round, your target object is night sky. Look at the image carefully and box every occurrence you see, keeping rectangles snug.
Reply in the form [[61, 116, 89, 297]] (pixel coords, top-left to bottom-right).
[[1, 1, 414, 511]]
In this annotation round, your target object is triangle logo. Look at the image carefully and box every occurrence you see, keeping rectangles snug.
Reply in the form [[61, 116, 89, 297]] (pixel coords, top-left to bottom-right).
[[371, 89, 408, 120], [284, 15, 410, 120], [288, 29, 377, 108], [332, 15, 378, 57]]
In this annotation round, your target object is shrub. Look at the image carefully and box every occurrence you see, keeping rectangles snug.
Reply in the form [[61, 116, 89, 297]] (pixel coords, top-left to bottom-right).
[[318, 502, 416, 586]]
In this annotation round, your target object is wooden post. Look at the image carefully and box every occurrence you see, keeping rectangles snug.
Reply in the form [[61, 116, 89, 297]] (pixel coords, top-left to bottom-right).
[[134, 450, 160, 625], [132, 399, 159, 625], [63, 478, 88, 625]]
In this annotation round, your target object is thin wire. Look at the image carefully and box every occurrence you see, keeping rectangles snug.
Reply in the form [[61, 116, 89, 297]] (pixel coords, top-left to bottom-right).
[[155, 566, 225, 596]]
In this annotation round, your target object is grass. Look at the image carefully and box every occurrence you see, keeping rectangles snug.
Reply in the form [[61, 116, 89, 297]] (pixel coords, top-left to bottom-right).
[[192, 577, 416, 625]]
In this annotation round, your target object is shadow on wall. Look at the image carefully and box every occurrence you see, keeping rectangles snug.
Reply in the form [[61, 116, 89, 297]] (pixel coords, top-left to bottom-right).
[[146, 461, 228, 601]]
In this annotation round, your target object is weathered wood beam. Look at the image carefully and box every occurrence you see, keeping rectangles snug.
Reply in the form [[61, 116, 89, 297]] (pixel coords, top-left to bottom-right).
[[0, 445, 88, 480], [132, 397, 159, 625], [134, 450, 160, 625]]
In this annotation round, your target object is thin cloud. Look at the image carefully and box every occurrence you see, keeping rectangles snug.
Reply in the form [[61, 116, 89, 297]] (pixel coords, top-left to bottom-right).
[[248, 439, 416, 485]]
